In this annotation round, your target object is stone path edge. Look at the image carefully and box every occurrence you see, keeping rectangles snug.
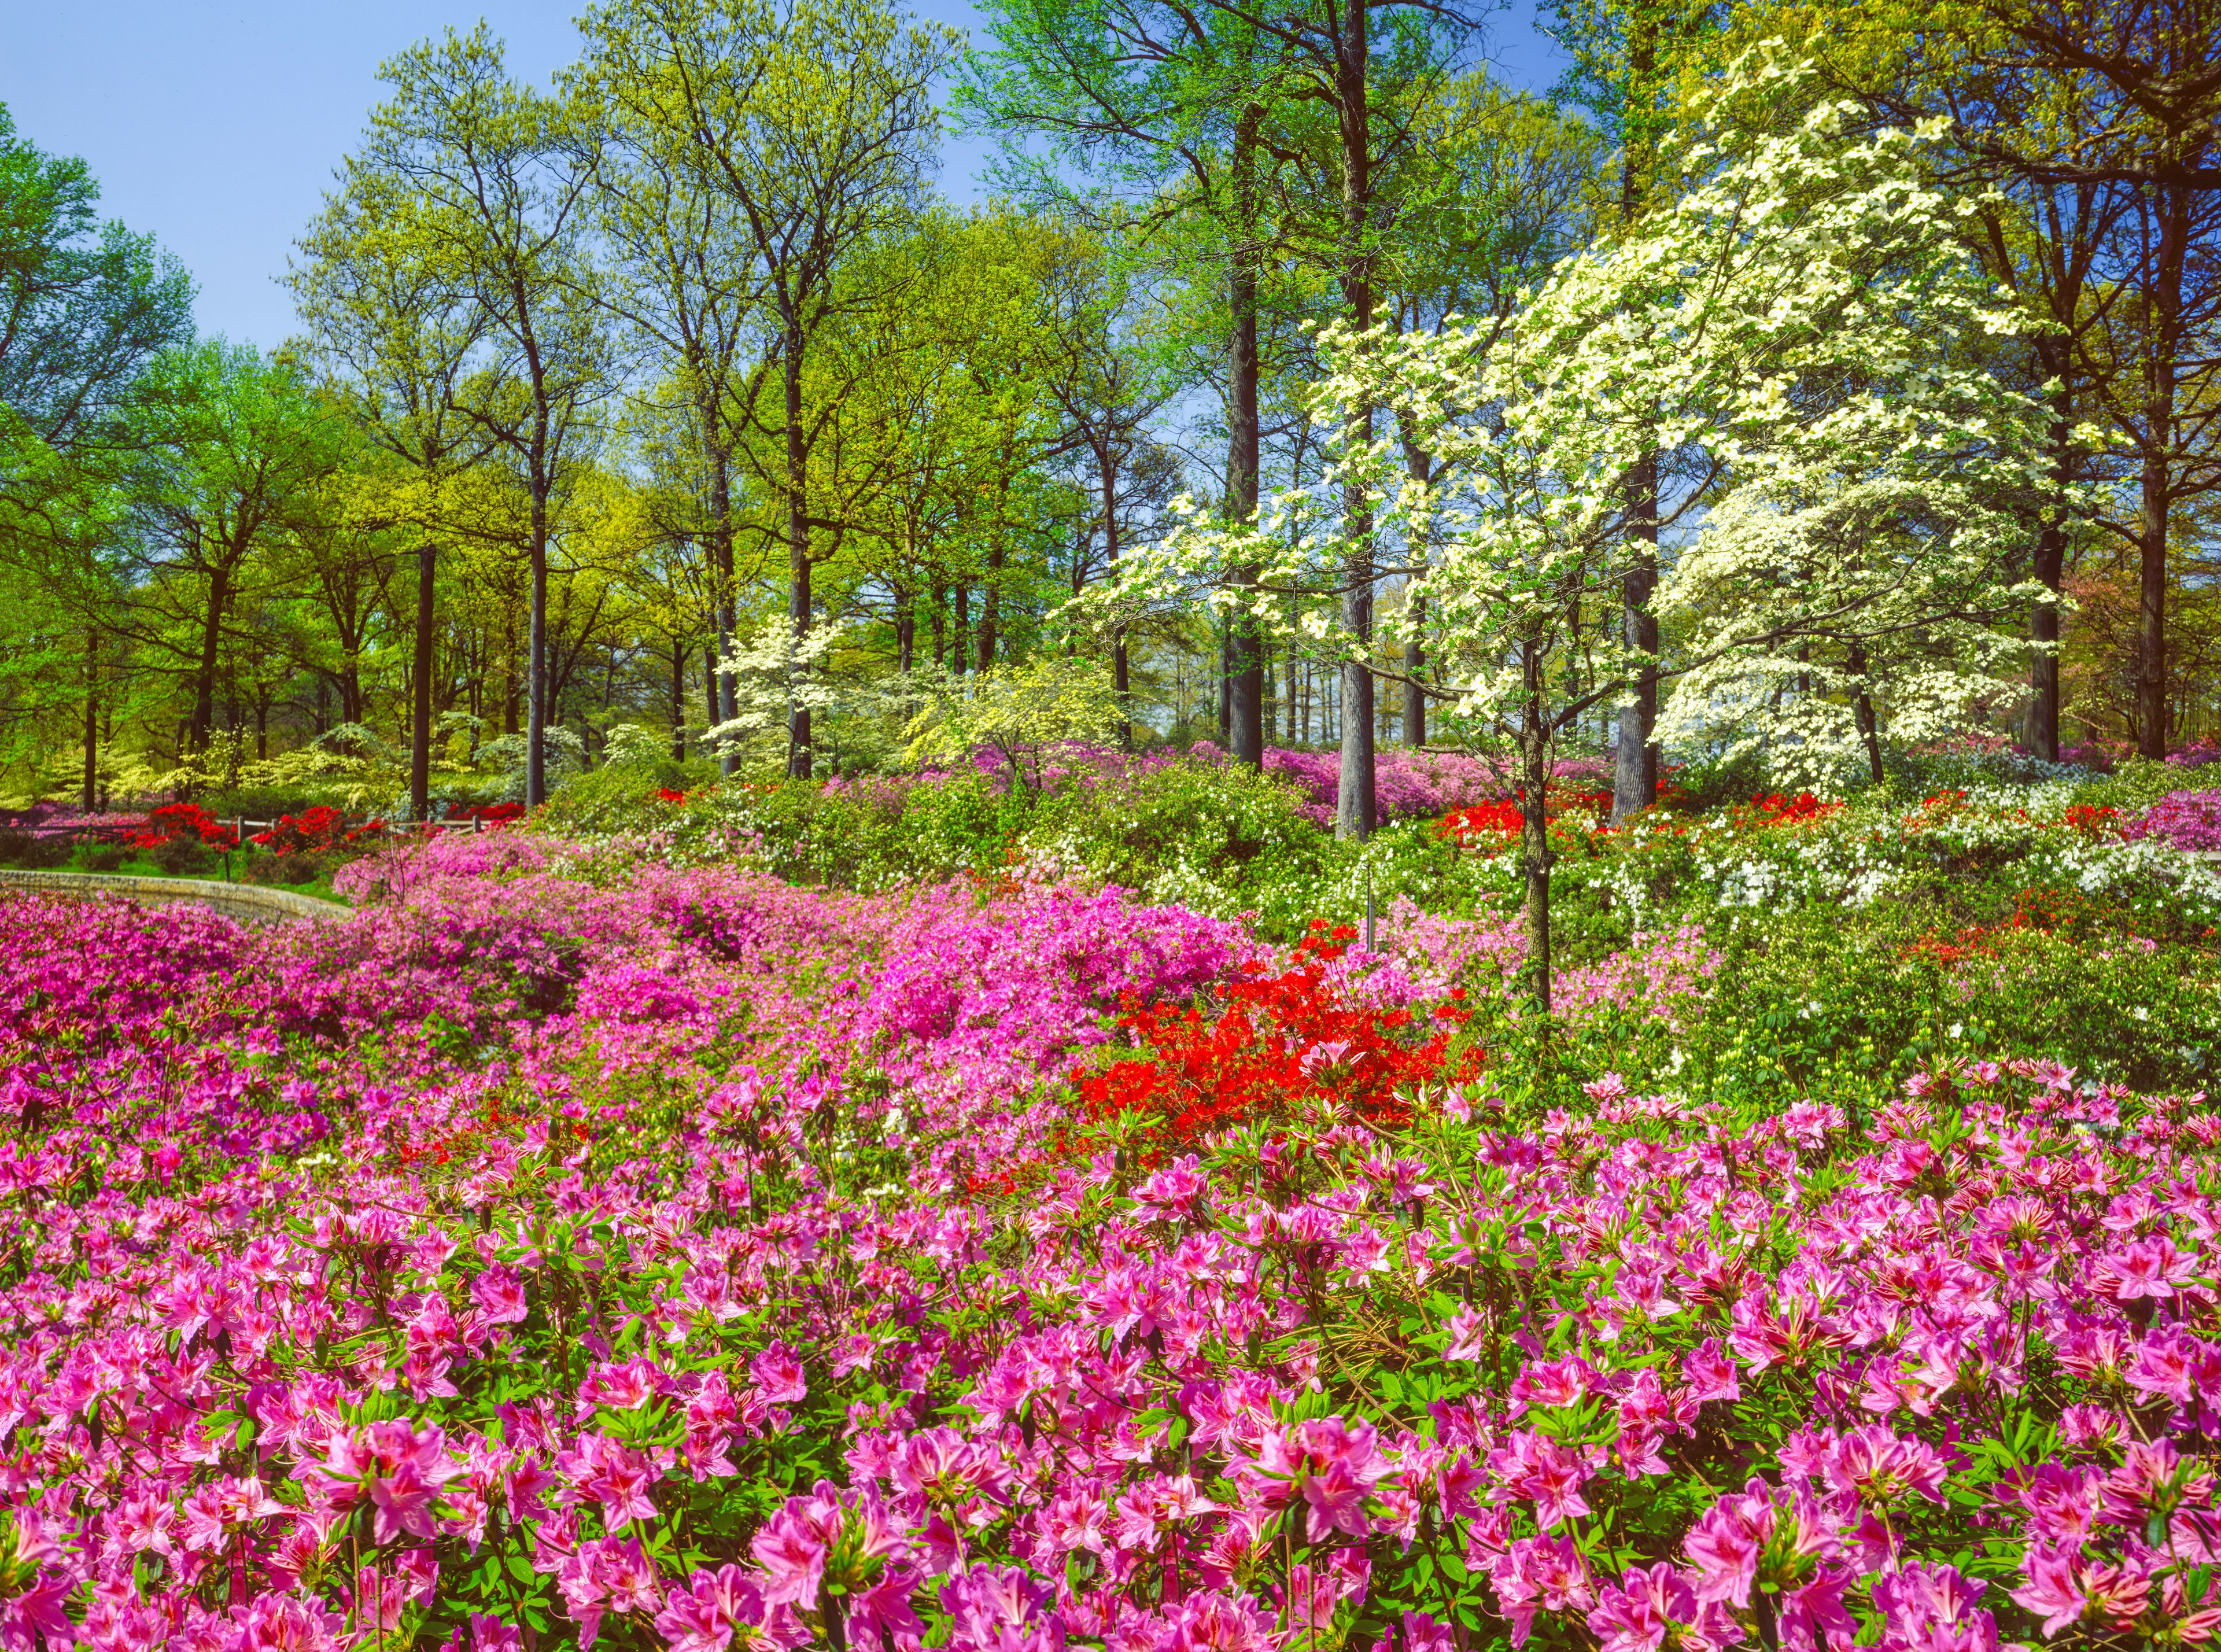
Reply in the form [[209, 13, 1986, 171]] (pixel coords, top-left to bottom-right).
[[0, 868, 348, 924]]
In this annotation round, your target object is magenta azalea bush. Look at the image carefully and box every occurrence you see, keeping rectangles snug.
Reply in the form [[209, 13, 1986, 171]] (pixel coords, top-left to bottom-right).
[[1228, 746, 1610, 830], [2123, 790, 2221, 853], [0, 829, 2216, 1652]]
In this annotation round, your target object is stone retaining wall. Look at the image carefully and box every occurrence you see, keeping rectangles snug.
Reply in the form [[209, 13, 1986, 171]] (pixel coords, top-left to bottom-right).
[[0, 869, 346, 924]]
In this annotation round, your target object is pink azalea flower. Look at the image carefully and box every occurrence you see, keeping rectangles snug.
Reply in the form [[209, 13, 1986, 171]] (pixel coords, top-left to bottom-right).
[[313, 1421, 458, 1545], [653, 1567, 765, 1652], [1488, 1533, 1594, 1648], [1587, 1562, 1696, 1652], [1681, 1338, 1740, 1403], [1683, 1482, 1774, 1608], [750, 1344, 808, 1405], [751, 1500, 833, 1606], [1442, 1306, 1486, 1362]]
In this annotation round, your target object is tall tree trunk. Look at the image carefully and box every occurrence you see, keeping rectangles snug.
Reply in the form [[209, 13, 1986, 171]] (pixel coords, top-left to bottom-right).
[[977, 543, 1003, 672], [784, 325, 814, 779], [895, 589, 916, 674], [2137, 184, 2188, 759], [1227, 98, 1266, 770], [503, 610, 520, 738], [1397, 433, 1434, 748], [190, 559, 232, 758], [1848, 640, 1885, 784], [2030, 373, 2072, 762], [411, 541, 437, 823], [1614, 23, 1662, 821], [1520, 637, 1552, 1016], [527, 526, 549, 806], [1403, 592, 1427, 748], [1615, 449, 1661, 818], [953, 585, 971, 679], [1218, 618, 1232, 742], [1095, 439, 1132, 748], [672, 640, 688, 762], [1335, 0, 1375, 840], [709, 436, 740, 777], [522, 316, 554, 807], [81, 629, 98, 813]]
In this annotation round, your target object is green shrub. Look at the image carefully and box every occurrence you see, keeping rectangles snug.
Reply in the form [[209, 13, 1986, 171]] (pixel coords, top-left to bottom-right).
[[1665, 745, 1770, 810], [0, 829, 75, 869], [148, 837, 216, 876], [1671, 902, 2219, 1102], [537, 766, 685, 839], [1021, 759, 1328, 923], [80, 844, 128, 873], [242, 851, 321, 886], [208, 784, 345, 820], [2073, 756, 2221, 813]]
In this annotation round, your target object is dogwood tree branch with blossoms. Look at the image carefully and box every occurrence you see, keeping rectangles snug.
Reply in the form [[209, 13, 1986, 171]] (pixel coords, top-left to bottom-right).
[[1078, 47, 2063, 1013], [703, 620, 851, 762]]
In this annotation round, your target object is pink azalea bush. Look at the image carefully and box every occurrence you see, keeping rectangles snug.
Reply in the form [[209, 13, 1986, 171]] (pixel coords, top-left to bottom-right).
[[0, 835, 2215, 1651], [2122, 790, 2221, 853], [1222, 746, 1610, 829]]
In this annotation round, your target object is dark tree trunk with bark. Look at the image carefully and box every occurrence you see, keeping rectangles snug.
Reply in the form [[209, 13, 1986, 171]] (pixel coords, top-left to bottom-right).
[[1614, 26, 1662, 821], [1334, 0, 1375, 840], [190, 560, 233, 758], [672, 640, 688, 761], [1519, 639, 1552, 1016], [2030, 378, 2073, 762], [1615, 459, 1660, 819], [1849, 641, 1886, 784], [527, 532, 549, 806], [2137, 185, 2189, 759], [1227, 99, 1266, 769], [784, 330, 814, 779], [709, 437, 740, 777], [978, 536, 1004, 673], [81, 629, 98, 813], [1403, 615, 1426, 747], [411, 541, 437, 823]]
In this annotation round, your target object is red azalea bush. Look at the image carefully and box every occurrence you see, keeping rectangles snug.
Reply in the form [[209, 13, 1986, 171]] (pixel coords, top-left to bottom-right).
[[1437, 791, 1615, 846], [2062, 803, 2122, 840], [250, 805, 351, 854], [1748, 791, 1842, 825], [128, 801, 237, 851], [447, 801, 526, 825], [1075, 921, 1479, 1149]]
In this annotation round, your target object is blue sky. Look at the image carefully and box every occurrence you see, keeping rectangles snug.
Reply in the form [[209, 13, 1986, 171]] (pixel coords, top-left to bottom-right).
[[0, 1, 1567, 351]]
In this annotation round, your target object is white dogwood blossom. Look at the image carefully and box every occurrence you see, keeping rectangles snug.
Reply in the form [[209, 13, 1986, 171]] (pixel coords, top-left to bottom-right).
[[1082, 48, 2060, 787], [703, 620, 848, 751]]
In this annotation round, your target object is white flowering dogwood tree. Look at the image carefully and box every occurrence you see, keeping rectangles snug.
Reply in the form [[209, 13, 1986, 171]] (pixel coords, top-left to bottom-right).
[[1080, 49, 2060, 1011]]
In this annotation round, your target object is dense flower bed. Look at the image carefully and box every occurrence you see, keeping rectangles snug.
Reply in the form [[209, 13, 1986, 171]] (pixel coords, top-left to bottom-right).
[[1240, 747, 1611, 829], [1, 834, 2216, 1651], [1418, 781, 2221, 940]]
